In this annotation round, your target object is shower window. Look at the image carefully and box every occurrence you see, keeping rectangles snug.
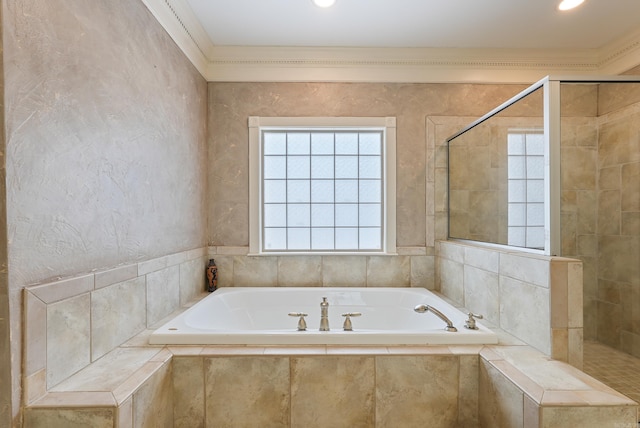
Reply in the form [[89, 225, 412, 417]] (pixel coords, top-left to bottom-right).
[[507, 129, 545, 249], [248, 117, 396, 254]]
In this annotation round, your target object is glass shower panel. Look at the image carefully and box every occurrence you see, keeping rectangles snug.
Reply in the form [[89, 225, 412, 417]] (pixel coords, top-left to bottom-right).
[[448, 86, 544, 249]]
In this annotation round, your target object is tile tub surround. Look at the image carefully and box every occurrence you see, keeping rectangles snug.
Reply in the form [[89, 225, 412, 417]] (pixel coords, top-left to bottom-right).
[[22, 278, 636, 427], [207, 246, 435, 289], [23, 340, 637, 428], [23, 247, 208, 401], [437, 240, 584, 368]]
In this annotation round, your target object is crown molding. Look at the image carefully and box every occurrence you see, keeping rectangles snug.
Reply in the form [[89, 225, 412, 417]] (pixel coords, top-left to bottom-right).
[[597, 27, 640, 74], [144, 0, 640, 83], [141, 0, 211, 76]]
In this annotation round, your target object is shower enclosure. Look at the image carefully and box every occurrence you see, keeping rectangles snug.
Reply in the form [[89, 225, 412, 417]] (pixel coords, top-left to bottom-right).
[[446, 75, 640, 357]]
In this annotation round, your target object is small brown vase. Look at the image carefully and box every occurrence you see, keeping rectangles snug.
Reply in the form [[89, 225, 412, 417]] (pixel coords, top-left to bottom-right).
[[206, 259, 218, 292]]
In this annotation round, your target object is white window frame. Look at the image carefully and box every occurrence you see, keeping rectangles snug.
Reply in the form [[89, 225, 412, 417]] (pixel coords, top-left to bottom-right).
[[249, 116, 396, 255]]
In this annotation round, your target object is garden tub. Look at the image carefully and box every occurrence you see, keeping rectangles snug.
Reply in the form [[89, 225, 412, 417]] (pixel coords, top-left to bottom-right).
[[149, 287, 498, 345]]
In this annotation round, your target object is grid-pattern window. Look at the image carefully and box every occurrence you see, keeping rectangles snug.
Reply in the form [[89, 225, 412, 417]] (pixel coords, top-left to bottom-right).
[[262, 130, 383, 251], [507, 131, 545, 249]]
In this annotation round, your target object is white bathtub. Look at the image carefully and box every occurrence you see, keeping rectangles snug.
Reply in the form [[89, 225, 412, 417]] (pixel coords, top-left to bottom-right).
[[149, 287, 498, 345]]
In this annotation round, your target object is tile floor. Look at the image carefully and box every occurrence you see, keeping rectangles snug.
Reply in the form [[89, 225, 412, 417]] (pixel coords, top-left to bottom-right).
[[583, 340, 640, 407]]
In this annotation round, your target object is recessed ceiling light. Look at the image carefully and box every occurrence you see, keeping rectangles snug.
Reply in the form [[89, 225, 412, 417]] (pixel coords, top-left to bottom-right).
[[312, 0, 336, 8], [558, 0, 585, 11]]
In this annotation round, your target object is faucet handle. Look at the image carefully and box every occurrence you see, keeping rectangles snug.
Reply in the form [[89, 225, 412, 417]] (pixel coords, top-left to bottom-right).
[[341, 312, 362, 331], [464, 313, 483, 330], [288, 312, 308, 331]]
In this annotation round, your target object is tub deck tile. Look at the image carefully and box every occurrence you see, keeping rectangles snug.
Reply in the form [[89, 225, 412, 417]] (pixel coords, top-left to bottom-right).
[[167, 346, 204, 355], [30, 391, 116, 408], [326, 346, 390, 355], [386, 345, 452, 354], [263, 346, 328, 355], [51, 347, 163, 393], [200, 346, 266, 355]]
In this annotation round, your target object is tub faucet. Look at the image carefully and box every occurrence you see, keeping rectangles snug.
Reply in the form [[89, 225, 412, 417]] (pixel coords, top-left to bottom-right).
[[319, 297, 330, 331], [414, 304, 458, 332]]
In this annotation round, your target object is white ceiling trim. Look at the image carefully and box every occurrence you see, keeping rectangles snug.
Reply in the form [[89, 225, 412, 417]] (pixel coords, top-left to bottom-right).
[[142, 0, 640, 83]]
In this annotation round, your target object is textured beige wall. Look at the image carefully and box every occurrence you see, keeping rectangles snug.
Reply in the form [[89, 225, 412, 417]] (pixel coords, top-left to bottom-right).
[[208, 82, 526, 248], [2, 0, 207, 424], [0, 3, 11, 426]]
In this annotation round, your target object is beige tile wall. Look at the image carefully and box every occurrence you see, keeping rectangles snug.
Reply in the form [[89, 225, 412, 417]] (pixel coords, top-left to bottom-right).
[[172, 352, 479, 428], [23, 247, 207, 398], [595, 95, 640, 357], [557, 82, 640, 360], [208, 246, 434, 289], [436, 240, 584, 368]]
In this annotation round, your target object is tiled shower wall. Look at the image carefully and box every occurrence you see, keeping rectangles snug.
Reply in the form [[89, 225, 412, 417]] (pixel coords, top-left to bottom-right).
[[594, 85, 640, 356], [560, 83, 640, 357]]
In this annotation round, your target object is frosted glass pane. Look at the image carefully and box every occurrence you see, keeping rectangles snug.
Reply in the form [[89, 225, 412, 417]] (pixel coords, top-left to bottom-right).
[[263, 132, 286, 155], [527, 157, 544, 179], [508, 227, 525, 247], [526, 227, 545, 249], [359, 204, 381, 227], [335, 156, 358, 178], [336, 204, 358, 227], [311, 156, 334, 179], [264, 204, 286, 227], [311, 180, 334, 203], [287, 133, 310, 155], [508, 180, 526, 203], [527, 180, 544, 203], [508, 156, 526, 179], [527, 203, 544, 226], [360, 156, 381, 179], [288, 228, 310, 250], [287, 180, 310, 203], [311, 133, 334, 155], [287, 156, 310, 179], [335, 133, 358, 154], [359, 228, 381, 250], [335, 228, 358, 249], [264, 180, 286, 203], [264, 156, 286, 179], [526, 133, 544, 155], [335, 180, 358, 203], [359, 133, 382, 155], [264, 228, 287, 250], [312, 204, 334, 227], [508, 204, 526, 226], [359, 180, 381, 203], [288, 204, 310, 227], [507, 134, 525, 155], [312, 228, 334, 250]]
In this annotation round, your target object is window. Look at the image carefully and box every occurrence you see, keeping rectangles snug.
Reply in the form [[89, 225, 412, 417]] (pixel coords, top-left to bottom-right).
[[507, 130, 545, 249], [249, 117, 396, 254]]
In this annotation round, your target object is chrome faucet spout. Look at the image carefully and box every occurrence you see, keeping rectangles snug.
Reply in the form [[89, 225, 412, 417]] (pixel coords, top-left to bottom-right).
[[414, 304, 458, 332], [319, 297, 330, 331]]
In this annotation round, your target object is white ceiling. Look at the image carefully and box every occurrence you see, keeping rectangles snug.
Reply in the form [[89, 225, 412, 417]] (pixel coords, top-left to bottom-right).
[[184, 0, 640, 50], [145, 0, 640, 82]]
